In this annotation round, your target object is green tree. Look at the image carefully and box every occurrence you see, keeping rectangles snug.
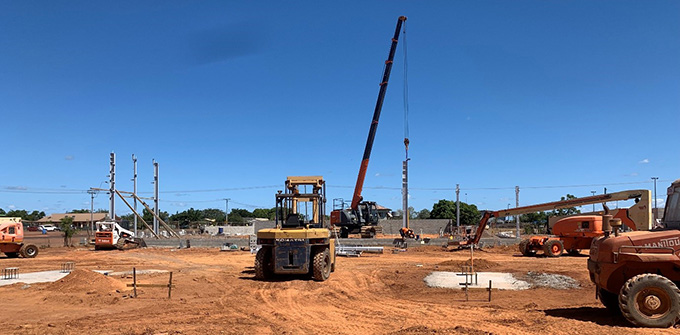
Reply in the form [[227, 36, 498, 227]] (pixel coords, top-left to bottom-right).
[[142, 208, 169, 223], [228, 212, 245, 224], [520, 212, 549, 225], [430, 200, 480, 226], [69, 209, 90, 213], [231, 208, 253, 218], [458, 202, 481, 226], [201, 208, 226, 222], [0, 208, 5, 216], [252, 208, 276, 220], [60, 216, 76, 247], [6, 209, 28, 219], [120, 213, 135, 222], [551, 194, 581, 216], [431, 200, 456, 219], [417, 208, 431, 219], [26, 210, 46, 221]]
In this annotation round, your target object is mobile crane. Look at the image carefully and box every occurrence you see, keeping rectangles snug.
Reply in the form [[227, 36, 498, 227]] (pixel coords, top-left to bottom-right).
[[449, 189, 652, 256], [331, 16, 407, 238]]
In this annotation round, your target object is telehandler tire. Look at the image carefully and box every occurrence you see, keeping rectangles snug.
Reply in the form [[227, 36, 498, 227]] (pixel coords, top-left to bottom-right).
[[619, 274, 680, 328], [518, 239, 535, 256], [254, 247, 273, 280], [543, 239, 564, 257], [312, 248, 332, 281], [19, 244, 39, 258]]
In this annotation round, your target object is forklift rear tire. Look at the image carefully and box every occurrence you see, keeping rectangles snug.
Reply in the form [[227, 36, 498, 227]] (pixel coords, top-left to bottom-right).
[[543, 240, 564, 257], [19, 244, 39, 258], [312, 248, 332, 281], [619, 274, 680, 328], [254, 247, 273, 280]]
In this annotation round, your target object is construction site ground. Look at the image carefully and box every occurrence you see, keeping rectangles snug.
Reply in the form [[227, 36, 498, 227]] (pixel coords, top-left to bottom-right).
[[1, 243, 678, 335]]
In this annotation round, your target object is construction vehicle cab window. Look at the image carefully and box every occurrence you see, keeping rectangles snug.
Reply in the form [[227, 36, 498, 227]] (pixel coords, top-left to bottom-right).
[[255, 176, 336, 281]]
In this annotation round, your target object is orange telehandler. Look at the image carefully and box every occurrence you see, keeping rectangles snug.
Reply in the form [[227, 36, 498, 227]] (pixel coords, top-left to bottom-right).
[[588, 179, 680, 328], [449, 189, 652, 257], [0, 217, 39, 258]]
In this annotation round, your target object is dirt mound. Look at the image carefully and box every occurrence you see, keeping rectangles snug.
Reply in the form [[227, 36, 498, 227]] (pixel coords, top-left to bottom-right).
[[436, 258, 500, 270], [46, 269, 128, 293]]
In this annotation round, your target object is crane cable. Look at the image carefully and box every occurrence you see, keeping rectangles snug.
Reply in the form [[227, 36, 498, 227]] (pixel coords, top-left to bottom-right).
[[402, 20, 410, 159]]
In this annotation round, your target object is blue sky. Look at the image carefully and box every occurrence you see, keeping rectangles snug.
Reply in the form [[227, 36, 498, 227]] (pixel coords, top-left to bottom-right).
[[1, 1, 678, 216]]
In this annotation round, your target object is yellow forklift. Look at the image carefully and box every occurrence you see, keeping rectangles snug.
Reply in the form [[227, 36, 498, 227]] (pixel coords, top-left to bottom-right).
[[255, 176, 336, 281]]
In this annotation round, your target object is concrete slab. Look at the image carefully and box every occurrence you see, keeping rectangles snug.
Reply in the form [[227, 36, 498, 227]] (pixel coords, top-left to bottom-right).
[[0, 270, 69, 287], [424, 271, 531, 290]]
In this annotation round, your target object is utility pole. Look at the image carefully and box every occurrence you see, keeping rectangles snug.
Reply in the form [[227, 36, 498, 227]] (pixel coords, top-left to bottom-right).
[[402, 160, 409, 230], [224, 198, 231, 225], [153, 159, 159, 235], [132, 154, 138, 236], [652, 177, 659, 219], [515, 186, 520, 239], [591, 190, 596, 212], [455, 184, 460, 227], [87, 189, 96, 239], [109, 152, 115, 221]]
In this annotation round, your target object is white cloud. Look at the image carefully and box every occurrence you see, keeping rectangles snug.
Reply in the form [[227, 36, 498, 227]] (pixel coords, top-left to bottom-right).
[[6, 186, 27, 190], [65, 155, 75, 160], [171, 202, 188, 207], [654, 198, 666, 208], [624, 172, 639, 177], [8, 205, 16, 209], [639, 159, 649, 164], [375, 173, 381, 177]]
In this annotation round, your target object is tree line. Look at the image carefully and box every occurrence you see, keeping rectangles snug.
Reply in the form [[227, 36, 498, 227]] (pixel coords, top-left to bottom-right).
[[2, 194, 579, 229]]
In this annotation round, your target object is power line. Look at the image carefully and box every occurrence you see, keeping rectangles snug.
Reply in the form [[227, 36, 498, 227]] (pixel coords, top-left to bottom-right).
[[0, 179, 672, 196]]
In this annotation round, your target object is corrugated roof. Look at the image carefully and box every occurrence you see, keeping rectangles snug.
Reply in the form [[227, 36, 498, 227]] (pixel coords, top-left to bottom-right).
[[37, 213, 119, 223]]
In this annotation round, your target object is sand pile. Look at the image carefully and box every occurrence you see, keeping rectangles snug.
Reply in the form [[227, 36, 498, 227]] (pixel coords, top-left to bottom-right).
[[436, 258, 500, 270], [46, 269, 128, 293]]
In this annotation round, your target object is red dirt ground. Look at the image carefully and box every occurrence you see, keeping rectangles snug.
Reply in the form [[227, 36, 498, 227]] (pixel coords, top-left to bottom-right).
[[0, 244, 678, 334]]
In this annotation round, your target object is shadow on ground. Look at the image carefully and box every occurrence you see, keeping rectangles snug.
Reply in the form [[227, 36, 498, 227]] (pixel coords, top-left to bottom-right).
[[544, 307, 630, 327]]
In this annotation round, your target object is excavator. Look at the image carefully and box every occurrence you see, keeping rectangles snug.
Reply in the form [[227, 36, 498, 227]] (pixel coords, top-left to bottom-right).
[[588, 179, 680, 328], [448, 189, 653, 256], [331, 16, 407, 239]]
